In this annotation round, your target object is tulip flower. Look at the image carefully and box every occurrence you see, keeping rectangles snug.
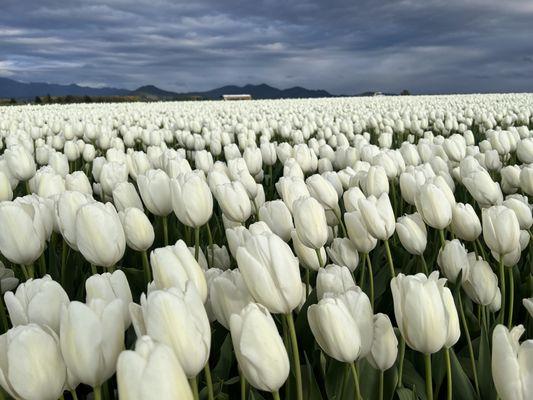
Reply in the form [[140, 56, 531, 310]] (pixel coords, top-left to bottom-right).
[[451, 203, 481, 241], [112, 181, 144, 212], [4, 144, 36, 181], [491, 324, 532, 400], [437, 239, 470, 283], [367, 313, 398, 371], [206, 244, 231, 270], [258, 200, 294, 242], [463, 253, 499, 306], [170, 171, 213, 228], [482, 205, 520, 260], [415, 183, 453, 230], [316, 264, 356, 299], [326, 237, 359, 272], [117, 336, 193, 400], [55, 190, 94, 251], [0, 324, 66, 400], [76, 202, 126, 267], [214, 181, 252, 223], [137, 169, 173, 216], [293, 196, 329, 250], [345, 210, 378, 254], [119, 207, 155, 252], [65, 171, 93, 194], [395, 212, 427, 256], [291, 229, 326, 271], [275, 176, 310, 212]]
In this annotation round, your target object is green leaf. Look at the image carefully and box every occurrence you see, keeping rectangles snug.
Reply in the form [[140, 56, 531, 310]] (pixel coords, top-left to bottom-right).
[[401, 359, 427, 400], [303, 353, 323, 400], [450, 348, 476, 400], [478, 322, 496, 400], [396, 387, 416, 400], [325, 358, 350, 400], [212, 333, 234, 382]]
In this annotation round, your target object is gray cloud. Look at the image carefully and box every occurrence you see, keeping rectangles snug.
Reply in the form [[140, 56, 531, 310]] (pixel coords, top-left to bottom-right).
[[1, 0, 532, 94]]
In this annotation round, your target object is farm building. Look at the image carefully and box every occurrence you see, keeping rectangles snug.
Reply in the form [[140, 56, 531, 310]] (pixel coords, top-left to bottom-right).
[[221, 94, 252, 100]]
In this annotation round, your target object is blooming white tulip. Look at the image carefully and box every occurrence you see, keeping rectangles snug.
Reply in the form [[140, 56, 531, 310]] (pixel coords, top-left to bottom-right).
[[463, 253, 499, 306], [491, 324, 533, 400], [0, 171, 13, 201], [76, 202, 126, 267], [463, 169, 503, 207], [437, 239, 470, 283], [293, 196, 328, 249], [206, 244, 231, 270], [117, 336, 193, 400], [236, 232, 303, 314], [275, 176, 310, 212], [258, 200, 294, 241], [358, 193, 395, 241], [503, 197, 533, 230], [326, 237, 359, 272], [119, 207, 155, 251], [451, 203, 481, 241], [0, 324, 66, 400], [214, 181, 252, 223], [291, 229, 326, 270], [415, 183, 452, 230], [306, 174, 339, 210], [112, 181, 144, 212], [316, 264, 356, 299], [60, 299, 124, 387], [367, 313, 398, 371], [65, 171, 92, 194], [482, 206, 520, 261], [86, 270, 133, 328], [99, 161, 128, 195], [55, 190, 93, 250], [4, 144, 36, 181], [395, 213, 427, 255], [345, 210, 378, 254], [138, 169, 172, 216], [0, 262, 18, 294], [171, 171, 213, 227], [150, 240, 207, 302]]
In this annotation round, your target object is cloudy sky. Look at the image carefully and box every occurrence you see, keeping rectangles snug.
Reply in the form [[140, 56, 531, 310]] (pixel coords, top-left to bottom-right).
[[1, 0, 532, 94]]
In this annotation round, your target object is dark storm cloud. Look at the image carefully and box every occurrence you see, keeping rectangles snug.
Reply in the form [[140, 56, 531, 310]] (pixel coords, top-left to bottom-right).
[[1, 0, 532, 94]]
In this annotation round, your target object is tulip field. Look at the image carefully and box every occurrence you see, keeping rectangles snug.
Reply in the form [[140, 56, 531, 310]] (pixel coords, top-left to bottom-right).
[[0, 93, 533, 400]]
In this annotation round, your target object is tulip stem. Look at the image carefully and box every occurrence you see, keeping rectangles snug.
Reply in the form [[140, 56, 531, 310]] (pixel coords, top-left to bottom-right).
[[70, 389, 79, 400], [458, 292, 480, 396], [240, 368, 247, 400], [444, 348, 452, 400], [366, 253, 374, 309], [20, 264, 30, 280], [498, 258, 506, 324], [91, 264, 98, 275], [360, 253, 366, 289], [397, 337, 405, 388], [507, 266, 514, 329], [315, 248, 324, 268], [333, 208, 347, 237], [61, 239, 68, 285], [189, 376, 199, 400], [162, 216, 169, 245], [305, 269, 310, 297], [206, 222, 214, 268], [93, 386, 102, 400], [38, 253, 46, 277], [24, 180, 31, 195], [384, 239, 395, 278], [141, 250, 151, 283], [424, 354, 433, 400], [475, 238, 488, 261], [378, 370, 384, 400], [420, 254, 429, 275], [204, 363, 214, 400], [284, 313, 303, 400], [349, 362, 362, 400], [272, 390, 281, 400], [0, 297, 8, 332], [438, 229, 446, 248], [194, 227, 200, 261]]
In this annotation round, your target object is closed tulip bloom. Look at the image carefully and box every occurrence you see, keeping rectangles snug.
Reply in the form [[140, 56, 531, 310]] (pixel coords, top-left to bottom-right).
[[517, 138, 533, 163], [99, 161, 128, 195], [503, 197, 533, 230], [0, 263, 18, 295], [343, 186, 366, 212], [291, 229, 326, 270], [0, 171, 13, 201], [15, 194, 54, 241], [437, 239, 470, 283], [138, 169, 172, 216], [119, 207, 155, 251], [395, 213, 427, 255], [293, 196, 328, 249], [276, 176, 310, 212], [306, 174, 339, 210], [214, 181, 252, 223], [363, 165, 389, 197], [112, 181, 144, 212], [126, 151, 152, 180], [150, 240, 208, 302], [358, 193, 395, 241], [451, 203, 482, 241], [415, 183, 452, 230], [391, 272, 459, 354], [60, 299, 124, 387], [261, 142, 277, 165], [117, 336, 193, 400], [171, 171, 213, 227], [0, 324, 66, 400], [345, 210, 378, 253], [523, 298, 533, 318], [4, 144, 36, 181], [226, 226, 252, 259], [463, 253, 499, 306], [258, 200, 294, 241], [0, 201, 46, 265], [209, 269, 253, 329], [76, 202, 126, 267], [492, 324, 533, 400], [86, 270, 133, 328], [230, 303, 290, 392], [4, 275, 69, 334], [55, 191, 93, 250], [463, 169, 503, 207], [367, 313, 398, 371], [65, 171, 92, 195], [206, 244, 231, 270], [326, 237, 359, 272], [308, 295, 361, 362], [236, 232, 303, 314], [316, 264, 356, 299], [139, 284, 211, 378], [519, 165, 533, 195], [482, 206, 521, 259]]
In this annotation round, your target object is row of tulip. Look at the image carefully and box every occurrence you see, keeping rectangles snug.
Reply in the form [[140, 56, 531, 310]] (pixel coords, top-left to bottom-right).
[[0, 94, 531, 400]]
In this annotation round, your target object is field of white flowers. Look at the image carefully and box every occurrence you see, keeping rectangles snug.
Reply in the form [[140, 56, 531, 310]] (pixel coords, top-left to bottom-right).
[[0, 93, 532, 400]]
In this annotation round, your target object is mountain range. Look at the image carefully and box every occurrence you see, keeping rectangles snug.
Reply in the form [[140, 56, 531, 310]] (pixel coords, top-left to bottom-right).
[[0, 77, 335, 100]]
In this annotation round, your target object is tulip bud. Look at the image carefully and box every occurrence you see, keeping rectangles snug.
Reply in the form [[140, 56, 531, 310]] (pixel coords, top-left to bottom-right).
[[65, 171, 92, 195], [293, 196, 328, 249], [236, 232, 303, 314], [345, 210, 378, 254], [395, 213, 427, 255], [491, 324, 532, 400], [367, 313, 398, 371], [363, 165, 389, 197], [291, 229, 326, 270], [463, 169, 503, 207], [276, 176, 310, 212], [206, 244, 231, 270], [463, 253, 499, 306], [137, 169, 172, 216], [119, 207, 155, 252], [258, 200, 294, 241], [4, 144, 36, 181], [343, 186, 366, 212], [0, 324, 66, 400], [523, 298, 533, 318], [117, 336, 193, 400], [55, 191, 93, 251], [326, 238, 359, 272], [60, 299, 124, 387], [306, 174, 339, 210], [112, 181, 144, 212], [139, 284, 210, 378], [171, 172, 213, 227], [358, 193, 395, 241], [214, 181, 252, 223], [437, 239, 469, 283], [482, 206, 520, 260], [0, 171, 13, 201], [308, 295, 361, 362], [0, 262, 18, 294], [415, 183, 452, 230], [99, 161, 128, 195], [230, 303, 289, 392], [336, 288, 374, 356], [76, 202, 126, 267], [503, 197, 533, 230], [4, 275, 69, 333], [86, 270, 133, 328], [316, 264, 356, 299], [150, 240, 207, 303], [451, 203, 481, 241]]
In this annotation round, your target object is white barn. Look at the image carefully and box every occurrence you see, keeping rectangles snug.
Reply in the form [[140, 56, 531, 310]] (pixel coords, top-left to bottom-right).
[[222, 94, 252, 100]]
